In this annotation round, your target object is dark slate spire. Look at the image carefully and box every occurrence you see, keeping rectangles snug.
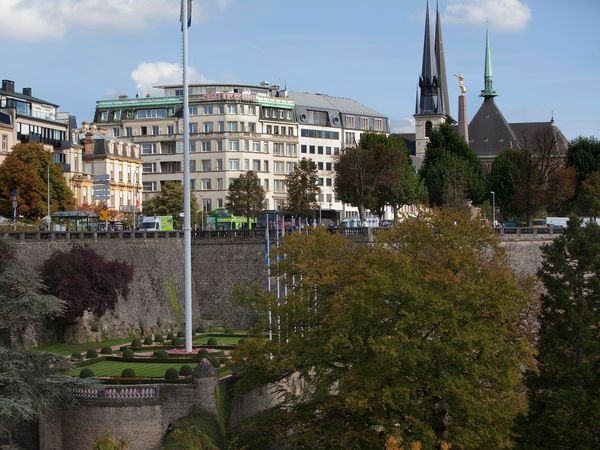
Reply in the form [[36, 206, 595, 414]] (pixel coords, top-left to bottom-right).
[[480, 29, 498, 98], [435, 1, 450, 116], [418, 0, 440, 115]]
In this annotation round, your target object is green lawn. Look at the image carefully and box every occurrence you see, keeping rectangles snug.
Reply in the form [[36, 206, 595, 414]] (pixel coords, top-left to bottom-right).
[[192, 336, 242, 346], [73, 360, 199, 377], [35, 337, 135, 356]]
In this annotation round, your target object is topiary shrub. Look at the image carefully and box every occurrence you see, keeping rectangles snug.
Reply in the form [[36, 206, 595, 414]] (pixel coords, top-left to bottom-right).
[[79, 368, 94, 378], [196, 324, 207, 333], [154, 334, 164, 343], [122, 348, 135, 358], [121, 368, 136, 378], [224, 328, 233, 334], [131, 338, 142, 350], [166, 332, 175, 341], [143, 336, 153, 345], [208, 357, 220, 368], [198, 349, 209, 359], [176, 331, 185, 338], [171, 337, 183, 347], [85, 349, 98, 359], [207, 337, 218, 346], [164, 367, 179, 381], [71, 352, 82, 361], [154, 349, 169, 359], [179, 365, 193, 377], [100, 346, 113, 355]]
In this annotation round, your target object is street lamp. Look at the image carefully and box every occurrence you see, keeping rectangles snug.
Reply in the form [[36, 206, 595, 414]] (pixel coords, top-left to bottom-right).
[[490, 191, 496, 227], [132, 158, 159, 229]]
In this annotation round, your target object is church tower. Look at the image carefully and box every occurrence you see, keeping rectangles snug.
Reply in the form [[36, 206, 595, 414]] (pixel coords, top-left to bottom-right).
[[414, 1, 454, 157]]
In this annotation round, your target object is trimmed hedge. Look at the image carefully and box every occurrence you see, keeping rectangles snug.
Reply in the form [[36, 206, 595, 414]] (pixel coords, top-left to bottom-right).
[[176, 331, 185, 338], [143, 336, 153, 345], [207, 337, 218, 346], [154, 334, 164, 343], [131, 338, 142, 350], [166, 332, 175, 341], [100, 346, 113, 355], [165, 367, 179, 381], [71, 352, 83, 361], [154, 349, 169, 359], [171, 337, 183, 347], [198, 349, 209, 359], [196, 324, 207, 333], [122, 348, 135, 358], [85, 349, 98, 359], [79, 368, 94, 378], [121, 368, 136, 378], [208, 357, 220, 368], [179, 365, 193, 377]]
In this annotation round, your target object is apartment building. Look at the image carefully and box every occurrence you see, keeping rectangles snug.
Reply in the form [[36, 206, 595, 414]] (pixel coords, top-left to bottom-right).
[[289, 92, 390, 219], [0, 109, 14, 165], [94, 83, 299, 212]]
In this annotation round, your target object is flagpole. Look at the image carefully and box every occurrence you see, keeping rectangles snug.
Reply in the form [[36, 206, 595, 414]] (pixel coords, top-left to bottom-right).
[[182, 0, 193, 352]]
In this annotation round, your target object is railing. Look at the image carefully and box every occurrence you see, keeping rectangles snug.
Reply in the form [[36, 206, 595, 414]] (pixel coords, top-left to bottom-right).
[[71, 386, 158, 401]]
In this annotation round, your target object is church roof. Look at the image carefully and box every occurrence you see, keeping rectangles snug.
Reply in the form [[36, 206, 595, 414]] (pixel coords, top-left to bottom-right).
[[468, 98, 519, 158]]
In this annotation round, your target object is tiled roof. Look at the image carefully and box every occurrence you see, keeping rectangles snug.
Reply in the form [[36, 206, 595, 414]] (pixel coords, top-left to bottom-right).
[[288, 92, 385, 117]]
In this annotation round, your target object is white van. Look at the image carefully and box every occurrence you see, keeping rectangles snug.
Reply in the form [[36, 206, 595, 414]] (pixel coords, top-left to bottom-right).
[[546, 217, 568, 228]]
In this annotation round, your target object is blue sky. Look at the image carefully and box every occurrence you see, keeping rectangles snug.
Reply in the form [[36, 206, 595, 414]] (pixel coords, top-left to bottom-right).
[[1, 0, 598, 140]]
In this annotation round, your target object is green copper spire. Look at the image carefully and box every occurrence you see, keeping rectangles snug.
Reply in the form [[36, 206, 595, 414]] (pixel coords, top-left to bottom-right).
[[481, 28, 498, 98]]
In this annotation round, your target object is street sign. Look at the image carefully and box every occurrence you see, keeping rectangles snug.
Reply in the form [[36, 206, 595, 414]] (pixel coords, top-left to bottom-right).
[[99, 210, 110, 221], [92, 174, 110, 181]]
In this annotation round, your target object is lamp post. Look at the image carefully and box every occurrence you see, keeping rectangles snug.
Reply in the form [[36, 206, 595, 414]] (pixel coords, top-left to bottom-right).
[[132, 164, 141, 230], [46, 161, 52, 230], [490, 191, 496, 227]]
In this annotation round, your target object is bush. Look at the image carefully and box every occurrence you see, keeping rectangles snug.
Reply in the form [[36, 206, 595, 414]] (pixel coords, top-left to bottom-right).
[[208, 357, 220, 368], [131, 338, 142, 350], [143, 336, 153, 345], [179, 365, 193, 377], [121, 368, 136, 378], [224, 328, 233, 334], [154, 349, 169, 359], [165, 367, 179, 381], [100, 346, 113, 355], [167, 332, 175, 341], [86, 349, 98, 359], [207, 337, 218, 346], [218, 356, 228, 365], [196, 324, 207, 333], [177, 331, 185, 338], [237, 338, 246, 345], [122, 348, 134, 358], [154, 334, 164, 343], [71, 352, 82, 361], [171, 337, 183, 346], [79, 368, 94, 378], [198, 349, 209, 359]]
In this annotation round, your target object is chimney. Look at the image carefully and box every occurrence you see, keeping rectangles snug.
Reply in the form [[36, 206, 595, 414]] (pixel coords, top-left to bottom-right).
[[22, 87, 32, 97], [118, 94, 128, 100], [2, 80, 15, 92]]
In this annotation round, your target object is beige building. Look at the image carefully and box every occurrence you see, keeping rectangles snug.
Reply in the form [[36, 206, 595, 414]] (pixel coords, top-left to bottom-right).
[[0, 108, 15, 165]]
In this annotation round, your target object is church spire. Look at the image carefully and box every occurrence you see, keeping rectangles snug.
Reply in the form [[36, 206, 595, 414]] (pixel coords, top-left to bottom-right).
[[417, 0, 440, 115], [481, 28, 498, 98], [435, 1, 450, 116]]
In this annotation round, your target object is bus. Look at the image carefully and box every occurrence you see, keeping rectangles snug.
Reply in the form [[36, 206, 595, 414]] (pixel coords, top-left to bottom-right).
[[206, 208, 255, 230]]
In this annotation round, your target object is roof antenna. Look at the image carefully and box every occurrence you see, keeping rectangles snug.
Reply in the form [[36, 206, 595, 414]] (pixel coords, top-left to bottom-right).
[[551, 110, 554, 124]]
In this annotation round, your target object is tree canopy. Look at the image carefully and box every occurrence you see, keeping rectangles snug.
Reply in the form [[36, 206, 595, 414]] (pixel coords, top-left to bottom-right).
[[419, 122, 486, 208], [142, 181, 199, 229], [233, 209, 534, 449], [514, 219, 600, 449], [0, 143, 75, 220], [284, 158, 320, 218], [225, 171, 265, 227], [567, 136, 600, 189]]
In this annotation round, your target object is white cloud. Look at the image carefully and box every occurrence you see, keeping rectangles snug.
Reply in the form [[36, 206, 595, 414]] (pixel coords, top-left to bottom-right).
[[131, 61, 209, 96], [0, 0, 229, 41], [390, 117, 415, 134], [445, 0, 532, 32]]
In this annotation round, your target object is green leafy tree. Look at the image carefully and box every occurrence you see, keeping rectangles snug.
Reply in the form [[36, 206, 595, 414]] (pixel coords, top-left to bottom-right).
[[225, 171, 265, 228], [284, 158, 320, 218], [514, 219, 600, 449], [0, 143, 75, 220], [142, 181, 199, 229], [234, 210, 533, 449], [576, 171, 600, 219], [420, 122, 486, 208], [567, 136, 600, 191], [0, 240, 84, 434], [487, 148, 519, 219]]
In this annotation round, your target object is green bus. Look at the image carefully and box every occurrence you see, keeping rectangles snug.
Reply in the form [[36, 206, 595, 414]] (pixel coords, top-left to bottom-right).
[[206, 208, 255, 230]]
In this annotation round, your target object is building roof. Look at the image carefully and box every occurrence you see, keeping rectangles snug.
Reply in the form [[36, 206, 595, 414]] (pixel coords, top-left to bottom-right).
[[288, 91, 385, 117], [468, 98, 519, 158], [510, 121, 569, 155], [0, 89, 59, 108]]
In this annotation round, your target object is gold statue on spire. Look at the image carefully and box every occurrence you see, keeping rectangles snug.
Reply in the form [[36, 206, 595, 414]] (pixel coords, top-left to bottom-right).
[[455, 73, 466, 95]]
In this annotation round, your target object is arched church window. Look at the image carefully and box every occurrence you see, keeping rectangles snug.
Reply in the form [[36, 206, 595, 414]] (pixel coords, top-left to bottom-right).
[[425, 121, 432, 137]]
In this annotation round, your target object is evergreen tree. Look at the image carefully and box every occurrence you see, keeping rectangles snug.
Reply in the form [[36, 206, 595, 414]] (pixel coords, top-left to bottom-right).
[[284, 158, 320, 218], [515, 219, 600, 449]]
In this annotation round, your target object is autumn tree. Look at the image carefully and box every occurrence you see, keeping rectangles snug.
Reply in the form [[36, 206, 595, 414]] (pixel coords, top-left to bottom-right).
[[514, 219, 600, 449], [142, 181, 199, 229], [284, 158, 320, 218], [233, 210, 533, 449], [225, 171, 265, 228], [42, 245, 133, 336], [0, 143, 75, 220], [419, 122, 486, 208]]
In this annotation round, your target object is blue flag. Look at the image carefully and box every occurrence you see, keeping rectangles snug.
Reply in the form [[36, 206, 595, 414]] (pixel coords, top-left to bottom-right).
[[180, 0, 192, 30]]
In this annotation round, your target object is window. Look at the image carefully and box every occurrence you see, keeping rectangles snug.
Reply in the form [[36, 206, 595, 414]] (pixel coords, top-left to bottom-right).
[[263, 160, 269, 172], [244, 140, 249, 152], [326, 146, 332, 155], [263, 143, 269, 153], [1, 134, 7, 151], [201, 160, 211, 172], [218, 105, 225, 114], [274, 161, 285, 174], [288, 126, 294, 136], [141, 143, 156, 154], [318, 146, 324, 155], [165, 143, 176, 154], [326, 162, 332, 171], [286, 144, 297, 156], [217, 140, 223, 151], [318, 178, 324, 186], [252, 142, 260, 152], [142, 181, 156, 192], [263, 179, 269, 190], [204, 122, 213, 133], [374, 118, 383, 131], [218, 121, 225, 132], [253, 159, 261, 171], [189, 123, 198, 133], [201, 178, 211, 190], [273, 126, 279, 135], [227, 121, 238, 132], [301, 145, 307, 154], [216, 179, 224, 190], [229, 159, 239, 170], [248, 122, 256, 133], [113, 127, 120, 138], [345, 115, 355, 128], [189, 106, 198, 115], [318, 162, 324, 170], [326, 178, 332, 187], [229, 140, 239, 151], [286, 162, 295, 173], [100, 111, 108, 121], [360, 117, 369, 130], [319, 194, 324, 202], [202, 141, 211, 152], [334, 147, 340, 155], [300, 129, 340, 140], [113, 111, 121, 120], [309, 145, 315, 154], [152, 125, 159, 135], [266, 125, 272, 134], [227, 104, 237, 114], [273, 143, 284, 156], [248, 105, 255, 115], [244, 159, 250, 171], [136, 109, 167, 119], [141, 126, 147, 136], [190, 160, 196, 172], [167, 125, 175, 135], [215, 159, 223, 171], [217, 198, 223, 208], [425, 121, 432, 137], [204, 105, 213, 115], [190, 141, 196, 152], [274, 180, 286, 192], [126, 127, 133, 137]]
